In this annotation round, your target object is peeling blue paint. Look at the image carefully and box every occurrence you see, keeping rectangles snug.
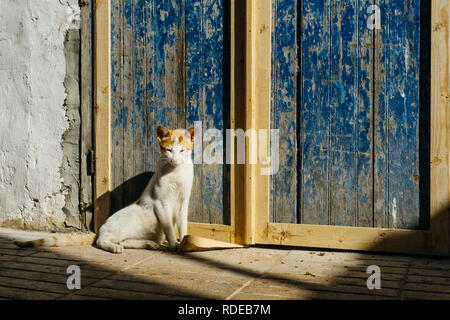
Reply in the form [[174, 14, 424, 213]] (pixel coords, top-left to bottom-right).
[[111, 0, 228, 224], [272, 0, 422, 229]]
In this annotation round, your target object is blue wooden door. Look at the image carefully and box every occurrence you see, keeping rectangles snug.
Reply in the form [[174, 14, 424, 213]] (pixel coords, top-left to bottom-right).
[[271, 0, 429, 229], [110, 0, 230, 224]]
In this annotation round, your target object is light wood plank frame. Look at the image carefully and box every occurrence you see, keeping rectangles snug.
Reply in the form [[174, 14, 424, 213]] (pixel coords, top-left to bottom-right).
[[247, 0, 450, 255], [93, 0, 241, 240], [93, 0, 111, 232]]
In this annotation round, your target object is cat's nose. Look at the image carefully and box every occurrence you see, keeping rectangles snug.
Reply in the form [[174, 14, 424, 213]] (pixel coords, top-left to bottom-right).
[[171, 157, 181, 166]]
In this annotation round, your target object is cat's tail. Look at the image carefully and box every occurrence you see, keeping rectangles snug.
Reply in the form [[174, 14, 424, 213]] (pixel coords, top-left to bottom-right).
[[14, 233, 97, 248]]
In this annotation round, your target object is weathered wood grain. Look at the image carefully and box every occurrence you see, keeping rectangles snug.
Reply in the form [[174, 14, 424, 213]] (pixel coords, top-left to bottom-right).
[[132, 0, 147, 195], [110, 0, 123, 214], [202, 0, 226, 225], [185, 0, 228, 224], [329, 0, 357, 227], [93, 0, 112, 232], [271, 0, 424, 229], [329, 0, 374, 227], [232, 0, 246, 244], [258, 222, 435, 255], [375, 0, 421, 229], [430, 0, 449, 255], [185, 0, 202, 223], [110, 0, 230, 225], [80, 0, 94, 231], [270, 0, 298, 224], [355, 0, 375, 227], [299, 0, 331, 225]]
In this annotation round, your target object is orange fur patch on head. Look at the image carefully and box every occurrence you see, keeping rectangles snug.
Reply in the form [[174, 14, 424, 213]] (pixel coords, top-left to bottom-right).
[[158, 127, 193, 150], [187, 127, 195, 141]]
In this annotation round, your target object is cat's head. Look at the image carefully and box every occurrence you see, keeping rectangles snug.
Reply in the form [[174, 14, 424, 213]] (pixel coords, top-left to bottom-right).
[[157, 125, 195, 166]]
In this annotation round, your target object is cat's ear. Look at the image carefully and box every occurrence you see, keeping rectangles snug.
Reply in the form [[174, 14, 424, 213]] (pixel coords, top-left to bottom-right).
[[186, 127, 195, 142], [157, 125, 170, 142]]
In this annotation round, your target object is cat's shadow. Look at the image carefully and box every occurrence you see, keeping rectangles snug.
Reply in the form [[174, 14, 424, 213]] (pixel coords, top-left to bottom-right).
[[110, 172, 154, 215]]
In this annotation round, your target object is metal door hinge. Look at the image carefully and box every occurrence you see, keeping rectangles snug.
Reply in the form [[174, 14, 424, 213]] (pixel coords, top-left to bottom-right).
[[87, 149, 95, 176], [80, 201, 93, 213]]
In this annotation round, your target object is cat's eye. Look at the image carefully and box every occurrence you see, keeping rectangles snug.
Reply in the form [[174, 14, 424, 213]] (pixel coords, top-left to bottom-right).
[[180, 149, 185, 153], [166, 148, 173, 152]]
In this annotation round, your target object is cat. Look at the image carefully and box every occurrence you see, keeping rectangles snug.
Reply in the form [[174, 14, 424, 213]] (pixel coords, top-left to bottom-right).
[[14, 125, 195, 254]]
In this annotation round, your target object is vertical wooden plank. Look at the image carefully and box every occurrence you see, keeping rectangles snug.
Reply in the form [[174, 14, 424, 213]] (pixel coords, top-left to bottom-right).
[[176, 2, 187, 130], [143, 0, 155, 172], [248, 0, 271, 245], [356, 0, 375, 227], [430, 0, 449, 254], [448, 0, 450, 256], [186, 0, 227, 225], [223, 0, 231, 226], [300, 0, 331, 225], [94, 0, 111, 232], [202, 0, 225, 225], [328, 0, 374, 227], [186, 0, 204, 223], [375, 0, 421, 229], [147, 0, 185, 171], [151, 0, 180, 130], [419, 0, 432, 231], [254, 0, 271, 243], [80, 0, 94, 230], [328, 0, 358, 226], [373, 0, 388, 228], [110, 0, 124, 214], [396, 0, 421, 229], [122, 0, 136, 207], [229, 0, 235, 238], [244, 0, 256, 244], [270, 0, 298, 224], [130, 0, 146, 204], [232, 0, 246, 243], [146, 0, 160, 172]]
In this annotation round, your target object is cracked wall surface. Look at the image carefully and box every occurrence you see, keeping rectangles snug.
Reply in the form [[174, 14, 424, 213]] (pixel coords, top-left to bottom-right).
[[0, 0, 81, 231]]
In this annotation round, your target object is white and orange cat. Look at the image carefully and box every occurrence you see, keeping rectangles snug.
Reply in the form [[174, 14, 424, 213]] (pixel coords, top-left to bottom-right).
[[15, 125, 195, 253]]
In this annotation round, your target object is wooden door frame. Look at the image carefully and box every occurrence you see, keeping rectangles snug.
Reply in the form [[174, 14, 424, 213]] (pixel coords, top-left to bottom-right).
[[92, 0, 241, 242], [93, 0, 111, 233], [246, 0, 450, 256]]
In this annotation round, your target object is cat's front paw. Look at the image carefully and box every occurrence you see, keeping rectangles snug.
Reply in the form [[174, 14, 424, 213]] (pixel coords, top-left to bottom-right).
[[167, 241, 180, 252], [145, 241, 160, 250], [111, 244, 124, 254]]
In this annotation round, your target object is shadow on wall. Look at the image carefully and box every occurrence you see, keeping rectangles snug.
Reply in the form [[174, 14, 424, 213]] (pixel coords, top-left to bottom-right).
[[88, 172, 155, 231], [110, 172, 155, 215]]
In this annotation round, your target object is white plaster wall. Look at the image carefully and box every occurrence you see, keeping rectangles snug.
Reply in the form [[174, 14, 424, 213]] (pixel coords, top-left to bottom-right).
[[0, 0, 80, 230]]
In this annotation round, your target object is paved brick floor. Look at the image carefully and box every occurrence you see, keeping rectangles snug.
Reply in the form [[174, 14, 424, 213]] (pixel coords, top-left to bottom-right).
[[0, 228, 449, 300]]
